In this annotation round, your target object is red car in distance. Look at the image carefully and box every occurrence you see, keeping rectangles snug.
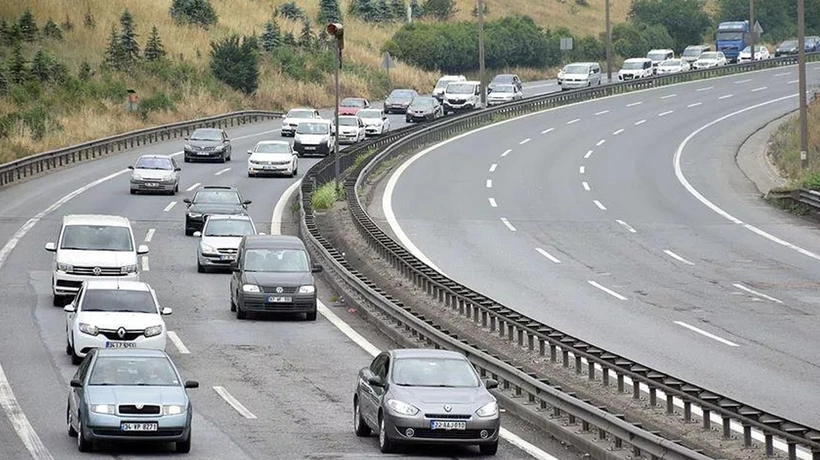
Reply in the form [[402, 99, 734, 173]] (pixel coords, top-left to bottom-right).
[[338, 97, 370, 116]]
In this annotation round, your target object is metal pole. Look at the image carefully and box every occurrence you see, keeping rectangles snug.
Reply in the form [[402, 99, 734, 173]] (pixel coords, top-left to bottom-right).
[[334, 41, 341, 187], [605, 0, 612, 82], [749, 0, 755, 61], [798, 0, 809, 170], [477, 0, 486, 106]]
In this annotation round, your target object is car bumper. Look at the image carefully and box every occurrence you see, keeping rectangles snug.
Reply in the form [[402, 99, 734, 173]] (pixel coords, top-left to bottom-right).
[[487, 99, 512, 106], [364, 126, 384, 136], [248, 164, 293, 176], [338, 134, 360, 144], [53, 272, 138, 297], [443, 102, 476, 111], [85, 412, 190, 443], [238, 292, 317, 314], [384, 413, 500, 445], [198, 251, 236, 268], [385, 105, 409, 113], [72, 331, 166, 357], [293, 143, 330, 156], [130, 180, 175, 192], [184, 149, 224, 160], [281, 126, 296, 136], [560, 80, 590, 89]]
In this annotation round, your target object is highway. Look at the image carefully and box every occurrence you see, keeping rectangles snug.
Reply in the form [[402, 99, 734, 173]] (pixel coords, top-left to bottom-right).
[[0, 80, 569, 459], [384, 64, 820, 429]]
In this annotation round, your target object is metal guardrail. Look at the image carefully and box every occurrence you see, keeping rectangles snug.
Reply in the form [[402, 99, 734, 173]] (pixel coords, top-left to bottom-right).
[[768, 189, 820, 210], [0, 110, 283, 187], [299, 53, 820, 460]]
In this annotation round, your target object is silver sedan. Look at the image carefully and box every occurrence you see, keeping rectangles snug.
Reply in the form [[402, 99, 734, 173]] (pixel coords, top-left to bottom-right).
[[353, 348, 501, 455], [129, 154, 181, 195]]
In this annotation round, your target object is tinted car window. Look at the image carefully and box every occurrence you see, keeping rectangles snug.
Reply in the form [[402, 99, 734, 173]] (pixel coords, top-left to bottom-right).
[[194, 190, 241, 204], [254, 143, 290, 153], [341, 99, 366, 107], [391, 357, 480, 387], [410, 98, 435, 107], [389, 90, 415, 98], [296, 123, 330, 134], [135, 157, 173, 170], [243, 248, 309, 272], [339, 118, 360, 126], [61, 225, 133, 251], [358, 109, 382, 118], [190, 129, 222, 141], [204, 219, 254, 237], [287, 110, 316, 118], [88, 356, 179, 386], [81, 289, 156, 313]]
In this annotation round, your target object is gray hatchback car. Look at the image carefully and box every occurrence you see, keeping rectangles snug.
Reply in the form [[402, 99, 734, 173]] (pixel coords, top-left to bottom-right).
[[353, 348, 500, 455]]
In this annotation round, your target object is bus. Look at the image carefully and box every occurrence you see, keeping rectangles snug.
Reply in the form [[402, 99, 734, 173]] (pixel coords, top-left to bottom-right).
[[716, 21, 751, 63]]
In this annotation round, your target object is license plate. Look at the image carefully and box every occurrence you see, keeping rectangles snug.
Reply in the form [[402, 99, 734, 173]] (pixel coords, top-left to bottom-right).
[[262, 165, 278, 170], [145, 182, 158, 187], [266, 296, 292, 303], [121, 422, 158, 432], [304, 146, 316, 150], [106, 341, 136, 349], [221, 254, 236, 260], [197, 151, 209, 156], [431, 420, 466, 430]]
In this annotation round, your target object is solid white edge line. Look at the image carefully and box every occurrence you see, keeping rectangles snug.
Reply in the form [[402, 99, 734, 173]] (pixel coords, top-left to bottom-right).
[[674, 321, 739, 347], [582, 182, 590, 191], [593, 200, 606, 210], [163, 201, 177, 212], [535, 248, 561, 264], [615, 219, 636, 233], [270, 179, 303, 235], [488, 198, 498, 207], [596, 139, 605, 146], [167, 331, 190, 354], [519, 138, 531, 145], [140, 256, 149, 272], [663, 249, 695, 266], [212, 386, 257, 419], [489, 164, 497, 172], [587, 280, 627, 300], [733, 283, 784, 304], [215, 167, 231, 176], [567, 118, 580, 124], [500, 218, 517, 232], [144, 228, 155, 242], [185, 182, 201, 192], [486, 179, 492, 188]]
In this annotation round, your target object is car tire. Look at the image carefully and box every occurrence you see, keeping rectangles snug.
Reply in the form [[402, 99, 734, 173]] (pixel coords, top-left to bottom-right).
[[305, 308, 317, 321], [220, 154, 227, 163], [66, 338, 73, 356], [176, 431, 192, 453], [77, 418, 92, 452], [480, 441, 499, 455], [130, 189, 136, 195], [353, 398, 371, 436], [67, 405, 78, 437], [230, 296, 236, 312], [197, 261, 205, 273], [184, 156, 190, 163], [236, 304, 247, 320], [185, 219, 193, 236], [378, 415, 397, 453], [71, 349, 83, 365], [53, 295, 66, 307]]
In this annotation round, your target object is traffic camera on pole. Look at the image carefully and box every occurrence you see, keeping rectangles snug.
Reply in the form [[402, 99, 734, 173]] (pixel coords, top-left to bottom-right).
[[327, 23, 344, 49]]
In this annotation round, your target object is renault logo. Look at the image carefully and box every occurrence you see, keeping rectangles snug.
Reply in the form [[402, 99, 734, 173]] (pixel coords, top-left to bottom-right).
[[92, 267, 102, 276], [275, 287, 283, 293], [117, 327, 126, 339], [443, 405, 452, 412]]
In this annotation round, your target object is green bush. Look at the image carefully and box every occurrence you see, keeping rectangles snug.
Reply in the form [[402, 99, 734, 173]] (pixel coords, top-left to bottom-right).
[[210, 35, 259, 94], [170, 0, 218, 28], [312, 181, 339, 210]]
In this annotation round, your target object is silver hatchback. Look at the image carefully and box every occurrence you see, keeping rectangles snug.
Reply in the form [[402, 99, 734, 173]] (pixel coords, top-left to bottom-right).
[[194, 214, 258, 272]]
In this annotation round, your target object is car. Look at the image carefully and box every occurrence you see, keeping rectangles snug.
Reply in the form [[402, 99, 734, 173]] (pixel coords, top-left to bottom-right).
[[617, 58, 654, 80], [646, 49, 675, 73], [183, 186, 251, 236], [432, 75, 466, 101], [63, 280, 171, 365], [247, 140, 298, 177], [66, 348, 197, 453], [383, 89, 419, 114], [738, 45, 770, 62], [488, 74, 522, 93], [46, 215, 149, 306], [183, 128, 231, 163], [405, 96, 444, 123], [281, 108, 321, 137], [558, 62, 602, 90], [128, 155, 181, 195], [229, 235, 323, 321], [443, 80, 483, 112], [775, 39, 799, 57], [357, 109, 390, 137], [692, 51, 728, 69], [337, 115, 367, 144], [681, 44, 711, 64], [293, 120, 334, 156], [353, 348, 501, 455], [338, 97, 370, 116], [194, 214, 257, 272], [486, 84, 523, 105], [656, 58, 690, 74], [807, 36, 820, 52]]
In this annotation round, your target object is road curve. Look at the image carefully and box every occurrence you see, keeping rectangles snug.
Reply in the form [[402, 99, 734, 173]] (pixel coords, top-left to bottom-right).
[[385, 65, 820, 429], [0, 83, 564, 459]]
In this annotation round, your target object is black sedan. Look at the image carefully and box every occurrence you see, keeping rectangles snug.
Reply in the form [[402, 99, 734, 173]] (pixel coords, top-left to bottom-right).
[[183, 186, 251, 236], [405, 96, 444, 123], [183, 128, 232, 163]]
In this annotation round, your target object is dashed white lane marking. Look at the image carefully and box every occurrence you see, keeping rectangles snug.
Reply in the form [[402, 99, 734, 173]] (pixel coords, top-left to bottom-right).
[[588, 280, 627, 300], [488, 198, 497, 207], [215, 167, 231, 176], [615, 219, 636, 233], [486, 179, 492, 188], [613, 129, 624, 135], [213, 386, 257, 419], [687, 102, 702, 108], [787, 79, 799, 84], [567, 118, 580, 125], [144, 228, 155, 242], [594, 110, 609, 115], [634, 119, 647, 125], [584, 150, 593, 159], [536, 248, 561, 264], [626, 101, 642, 107], [500, 218, 517, 232], [541, 128, 554, 134], [696, 86, 713, 91], [663, 249, 695, 265], [596, 139, 606, 146], [775, 72, 791, 77], [163, 201, 177, 212], [674, 321, 739, 347], [661, 94, 677, 99], [735, 78, 752, 84], [750, 86, 767, 92], [582, 181, 590, 191], [502, 149, 512, 157], [186, 182, 201, 192], [659, 110, 674, 117], [579, 166, 585, 174], [733, 283, 784, 304], [167, 331, 190, 354], [489, 164, 497, 172], [141, 256, 149, 272], [519, 138, 531, 145], [593, 200, 607, 210], [718, 94, 734, 100]]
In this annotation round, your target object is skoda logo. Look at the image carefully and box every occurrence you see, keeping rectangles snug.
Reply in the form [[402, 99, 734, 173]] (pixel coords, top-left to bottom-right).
[[135, 404, 144, 410], [275, 287, 283, 293], [92, 267, 102, 276], [443, 404, 452, 412], [117, 327, 126, 339]]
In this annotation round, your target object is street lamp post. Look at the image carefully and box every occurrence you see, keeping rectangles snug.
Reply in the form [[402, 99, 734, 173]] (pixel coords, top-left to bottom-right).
[[327, 23, 345, 188], [749, 0, 755, 61], [798, 0, 809, 170], [605, 0, 612, 83], [477, 0, 486, 106]]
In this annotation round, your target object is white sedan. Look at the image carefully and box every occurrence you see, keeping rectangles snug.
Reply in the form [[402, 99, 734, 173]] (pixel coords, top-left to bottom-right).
[[337, 116, 366, 144], [656, 59, 690, 74], [357, 109, 391, 137], [739, 45, 770, 62], [247, 140, 298, 177], [64, 280, 171, 365], [692, 51, 728, 69]]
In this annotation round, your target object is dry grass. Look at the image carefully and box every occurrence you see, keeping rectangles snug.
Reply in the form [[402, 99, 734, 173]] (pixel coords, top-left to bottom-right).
[[769, 97, 820, 186]]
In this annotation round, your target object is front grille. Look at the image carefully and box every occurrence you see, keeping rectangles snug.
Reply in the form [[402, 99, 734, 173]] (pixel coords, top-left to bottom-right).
[[92, 428, 184, 437], [217, 248, 237, 254], [119, 405, 161, 415], [99, 329, 143, 341], [448, 99, 467, 104], [70, 266, 124, 276], [261, 286, 298, 294], [425, 414, 471, 420], [401, 428, 493, 439]]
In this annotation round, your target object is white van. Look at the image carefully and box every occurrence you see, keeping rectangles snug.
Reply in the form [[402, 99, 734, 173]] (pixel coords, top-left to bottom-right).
[[443, 80, 482, 113], [558, 62, 602, 90], [681, 45, 711, 64], [45, 215, 148, 306], [618, 58, 654, 80], [646, 49, 675, 73], [433, 75, 466, 101]]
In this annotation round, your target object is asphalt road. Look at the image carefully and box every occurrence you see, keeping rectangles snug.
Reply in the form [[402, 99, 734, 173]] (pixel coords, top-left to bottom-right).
[[385, 65, 820, 429], [0, 81, 569, 459]]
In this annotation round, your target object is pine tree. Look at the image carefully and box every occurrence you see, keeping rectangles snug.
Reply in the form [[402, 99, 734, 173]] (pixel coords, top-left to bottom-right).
[[78, 61, 92, 81], [104, 25, 127, 70], [119, 10, 140, 64], [9, 43, 29, 84], [0, 67, 8, 95], [357, 0, 376, 21], [144, 26, 166, 61], [375, 0, 391, 21], [283, 31, 296, 47], [83, 10, 96, 29], [60, 15, 74, 32], [299, 20, 314, 49], [43, 19, 63, 40], [422, 0, 456, 20], [0, 19, 9, 45], [409, 0, 423, 18], [261, 20, 282, 52], [31, 50, 52, 82], [17, 9, 38, 42], [318, 0, 342, 24], [210, 34, 258, 94], [390, 0, 406, 21]]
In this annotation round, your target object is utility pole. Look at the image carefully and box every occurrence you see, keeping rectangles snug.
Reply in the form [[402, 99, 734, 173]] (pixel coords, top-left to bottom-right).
[[605, 0, 612, 82], [327, 23, 345, 187], [798, 0, 809, 169], [477, 0, 486, 106], [749, 0, 755, 61]]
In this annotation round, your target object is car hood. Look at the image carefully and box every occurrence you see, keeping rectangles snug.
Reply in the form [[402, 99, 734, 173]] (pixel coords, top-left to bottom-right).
[[359, 117, 382, 126], [338, 107, 361, 115], [386, 97, 412, 105], [248, 152, 291, 163], [283, 117, 317, 126], [188, 203, 247, 216], [339, 126, 361, 134], [57, 249, 136, 267], [294, 133, 329, 144], [132, 168, 174, 180], [187, 139, 221, 148], [389, 385, 493, 410], [76, 311, 163, 330], [777, 47, 796, 52], [488, 91, 515, 98], [201, 235, 243, 249], [695, 58, 718, 65], [86, 385, 187, 407], [408, 106, 433, 113], [244, 271, 313, 287]]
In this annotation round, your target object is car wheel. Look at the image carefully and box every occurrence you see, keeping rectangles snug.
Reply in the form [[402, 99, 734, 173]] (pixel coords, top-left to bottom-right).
[[130, 189, 136, 195], [185, 219, 193, 236], [220, 154, 227, 163], [378, 415, 396, 453], [230, 296, 236, 312], [65, 337, 73, 356], [236, 303, 247, 320], [197, 261, 205, 273], [480, 441, 499, 455], [305, 308, 317, 321], [77, 417, 92, 452], [53, 295, 66, 307], [67, 404, 78, 437], [176, 431, 192, 453], [353, 398, 371, 436], [71, 349, 82, 365]]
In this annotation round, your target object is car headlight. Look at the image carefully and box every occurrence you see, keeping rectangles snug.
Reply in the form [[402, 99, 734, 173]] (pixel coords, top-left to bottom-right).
[[187, 212, 202, 218], [200, 243, 218, 254], [121, 264, 138, 274], [79, 323, 99, 336], [90, 404, 115, 414], [163, 174, 174, 181], [132, 173, 143, 180], [214, 145, 224, 151], [298, 285, 315, 294], [387, 399, 419, 416], [162, 405, 186, 415], [476, 401, 498, 417], [242, 284, 260, 293], [56, 262, 73, 272], [184, 144, 193, 150], [281, 120, 288, 127], [144, 325, 163, 337]]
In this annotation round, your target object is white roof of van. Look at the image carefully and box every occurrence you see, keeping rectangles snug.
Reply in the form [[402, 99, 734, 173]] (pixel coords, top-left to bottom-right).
[[83, 279, 151, 291], [63, 215, 130, 227], [624, 57, 651, 62], [438, 75, 465, 80]]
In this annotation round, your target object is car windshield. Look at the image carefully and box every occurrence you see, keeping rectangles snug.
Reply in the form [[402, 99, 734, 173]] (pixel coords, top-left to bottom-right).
[[699, 52, 718, 60], [392, 357, 480, 388], [194, 190, 241, 204], [254, 143, 290, 154], [410, 98, 434, 107], [563, 64, 589, 74], [339, 117, 359, 126], [660, 60, 680, 67], [492, 84, 515, 93], [357, 109, 381, 119], [492, 75, 513, 84], [296, 123, 329, 134], [447, 83, 475, 94], [88, 356, 180, 387], [683, 48, 703, 57], [621, 61, 645, 70], [80, 289, 156, 313], [190, 129, 221, 141], [389, 90, 415, 99], [204, 219, 254, 237], [780, 40, 798, 48], [435, 79, 458, 89], [647, 52, 669, 61], [243, 248, 309, 272], [341, 99, 365, 107], [717, 31, 744, 41], [135, 157, 173, 170], [60, 225, 133, 251], [287, 109, 315, 119]]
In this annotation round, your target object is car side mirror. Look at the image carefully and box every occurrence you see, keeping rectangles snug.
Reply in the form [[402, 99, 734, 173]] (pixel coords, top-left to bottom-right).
[[242, 200, 252, 206], [45, 242, 56, 252], [311, 264, 323, 273], [183, 198, 192, 205], [127, 165, 134, 170], [63, 304, 76, 313], [70, 378, 83, 388], [193, 231, 202, 237], [247, 150, 253, 154], [184, 137, 189, 141], [330, 131, 336, 136], [484, 378, 499, 390], [184, 380, 199, 389], [161, 307, 172, 315], [367, 375, 384, 387], [174, 167, 181, 172], [137, 244, 149, 255]]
